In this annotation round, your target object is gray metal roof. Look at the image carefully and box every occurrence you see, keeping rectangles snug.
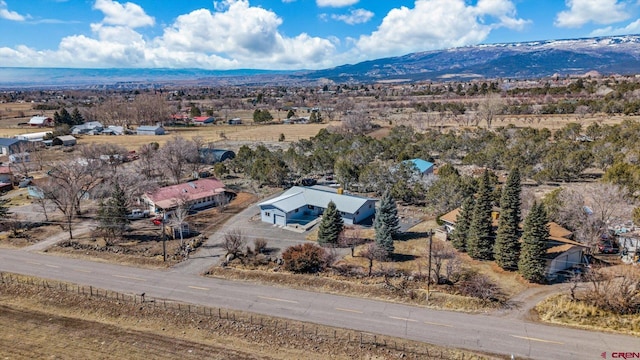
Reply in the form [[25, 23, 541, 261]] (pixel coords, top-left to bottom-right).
[[259, 186, 375, 214]]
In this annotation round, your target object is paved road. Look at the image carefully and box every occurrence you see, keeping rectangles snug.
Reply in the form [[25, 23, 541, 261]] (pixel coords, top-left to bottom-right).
[[0, 249, 636, 360]]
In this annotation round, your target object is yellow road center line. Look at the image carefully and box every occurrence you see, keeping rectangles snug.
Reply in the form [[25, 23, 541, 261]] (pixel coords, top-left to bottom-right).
[[389, 316, 417, 322], [511, 335, 564, 345], [44, 264, 59, 268], [335, 307, 363, 314], [112, 274, 146, 281], [424, 321, 454, 328], [73, 268, 92, 273], [188, 286, 209, 291], [257, 296, 298, 304]]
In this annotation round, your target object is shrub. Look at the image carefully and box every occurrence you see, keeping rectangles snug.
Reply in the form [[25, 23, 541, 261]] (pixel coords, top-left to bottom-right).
[[254, 238, 268, 254], [282, 243, 327, 274], [456, 272, 505, 304]]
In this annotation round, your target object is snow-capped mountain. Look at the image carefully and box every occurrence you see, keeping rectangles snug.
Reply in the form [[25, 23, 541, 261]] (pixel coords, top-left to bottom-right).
[[302, 35, 640, 82]]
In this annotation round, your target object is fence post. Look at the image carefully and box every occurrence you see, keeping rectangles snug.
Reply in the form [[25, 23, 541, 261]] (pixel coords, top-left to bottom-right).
[[90, 286, 92, 296], [360, 333, 363, 345]]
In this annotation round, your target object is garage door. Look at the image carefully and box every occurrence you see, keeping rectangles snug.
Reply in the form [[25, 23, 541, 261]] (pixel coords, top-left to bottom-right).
[[274, 214, 286, 226]]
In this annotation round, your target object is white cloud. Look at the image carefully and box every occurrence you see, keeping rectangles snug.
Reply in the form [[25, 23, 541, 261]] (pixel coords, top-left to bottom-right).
[[331, 8, 374, 25], [555, 0, 630, 28], [154, 0, 335, 69], [0, 0, 336, 69], [316, 0, 359, 8], [93, 0, 154, 28], [0, 0, 28, 21], [355, 0, 529, 59], [590, 18, 640, 36]]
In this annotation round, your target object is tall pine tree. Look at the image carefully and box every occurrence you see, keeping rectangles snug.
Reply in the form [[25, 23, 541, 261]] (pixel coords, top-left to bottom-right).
[[518, 202, 549, 283], [450, 196, 474, 252], [374, 207, 395, 258], [96, 183, 129, 245], [377, 190, 400, 238], [317, 201, 343, 246], [467, 170, 496, 260], [494, 167, 522, 270], [71, 107, 84, 125]]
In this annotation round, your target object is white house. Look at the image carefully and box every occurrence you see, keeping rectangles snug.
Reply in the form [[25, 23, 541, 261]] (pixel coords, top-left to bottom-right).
[[258, 186, 376, 226]]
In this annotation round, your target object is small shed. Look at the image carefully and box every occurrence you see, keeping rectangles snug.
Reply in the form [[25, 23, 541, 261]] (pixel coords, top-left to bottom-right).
[[28, 116, 53, 127], [228, 118, 242, 125], [136, 125, 166, 136], [199, 148, 236, 164], [53, 135, 77, 146]]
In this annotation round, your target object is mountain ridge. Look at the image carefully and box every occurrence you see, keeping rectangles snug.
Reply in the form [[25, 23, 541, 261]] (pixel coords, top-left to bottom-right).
[[1, 34, 640, 89]]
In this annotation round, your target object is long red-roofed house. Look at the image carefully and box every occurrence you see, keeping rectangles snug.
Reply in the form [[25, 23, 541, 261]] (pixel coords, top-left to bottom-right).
[[143, 178, 228, 215]]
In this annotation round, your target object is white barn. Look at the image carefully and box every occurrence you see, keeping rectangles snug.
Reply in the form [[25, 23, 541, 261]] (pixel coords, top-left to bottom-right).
[[258, 186, 376, 226]]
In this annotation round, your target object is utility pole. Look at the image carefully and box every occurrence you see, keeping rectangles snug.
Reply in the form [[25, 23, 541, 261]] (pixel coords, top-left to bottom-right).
[[161, 216, 167, 262], [427, 229, 433, 302]]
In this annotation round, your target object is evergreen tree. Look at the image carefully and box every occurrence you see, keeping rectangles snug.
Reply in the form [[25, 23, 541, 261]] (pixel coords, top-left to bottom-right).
[[317, 201, 343, 246], [374, 208, 394, 258], [518, 202, 549, 283], [467, 170, 496, 260], [58, 108, 72, 126], [71, 107, 84, 125], [190, 104, 201, 118], [494, 167, 522, 270], [96, 183, 129, 244], [377, 190, 400, 238], [450, 196, 474, 252]]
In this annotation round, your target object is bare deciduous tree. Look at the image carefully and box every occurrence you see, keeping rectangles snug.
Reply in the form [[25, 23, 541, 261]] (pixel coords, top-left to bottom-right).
[[223, 228, 246, 259], [425, 240, 456, 284], [477, 93, 504, 129], [553, 183, 630, 249], [158, 136, 199, 184], [360, 242, 387, 276]]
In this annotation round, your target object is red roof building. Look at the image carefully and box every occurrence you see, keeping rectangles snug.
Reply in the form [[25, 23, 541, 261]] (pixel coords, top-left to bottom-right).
[[143, 178, 227, 214]]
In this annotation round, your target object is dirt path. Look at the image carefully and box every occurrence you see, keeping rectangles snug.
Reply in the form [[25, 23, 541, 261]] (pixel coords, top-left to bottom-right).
[[492, 282, 571, 320], [20, 221, 95, 252]]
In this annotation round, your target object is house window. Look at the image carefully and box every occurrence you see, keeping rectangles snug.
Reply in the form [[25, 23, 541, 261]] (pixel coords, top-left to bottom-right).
[[295, 208, 299, 213], [368, 204, 372, 208], [308, 205, 314, 210], [265, 212, 270, 217], [356, 211, 359, 215]]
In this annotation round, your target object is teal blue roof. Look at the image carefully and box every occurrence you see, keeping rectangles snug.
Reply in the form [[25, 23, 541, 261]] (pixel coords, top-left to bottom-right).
[[404, 158, 434, 173]]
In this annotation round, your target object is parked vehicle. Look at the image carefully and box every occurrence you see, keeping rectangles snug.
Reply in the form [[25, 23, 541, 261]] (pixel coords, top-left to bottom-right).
[[598, 240, 619, 254], [126, 209, 150, 220]]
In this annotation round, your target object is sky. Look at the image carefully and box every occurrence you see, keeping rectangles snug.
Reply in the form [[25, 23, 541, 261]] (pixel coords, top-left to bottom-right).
[[1, 0, 640, 70]]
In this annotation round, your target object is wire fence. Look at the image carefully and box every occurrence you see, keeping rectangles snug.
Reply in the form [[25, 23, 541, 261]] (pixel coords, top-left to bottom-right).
[[0, 271, 489, 360]]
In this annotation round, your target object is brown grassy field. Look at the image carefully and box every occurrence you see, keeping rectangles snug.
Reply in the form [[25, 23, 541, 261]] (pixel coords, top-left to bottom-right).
[[0, 275, 500, 360]]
